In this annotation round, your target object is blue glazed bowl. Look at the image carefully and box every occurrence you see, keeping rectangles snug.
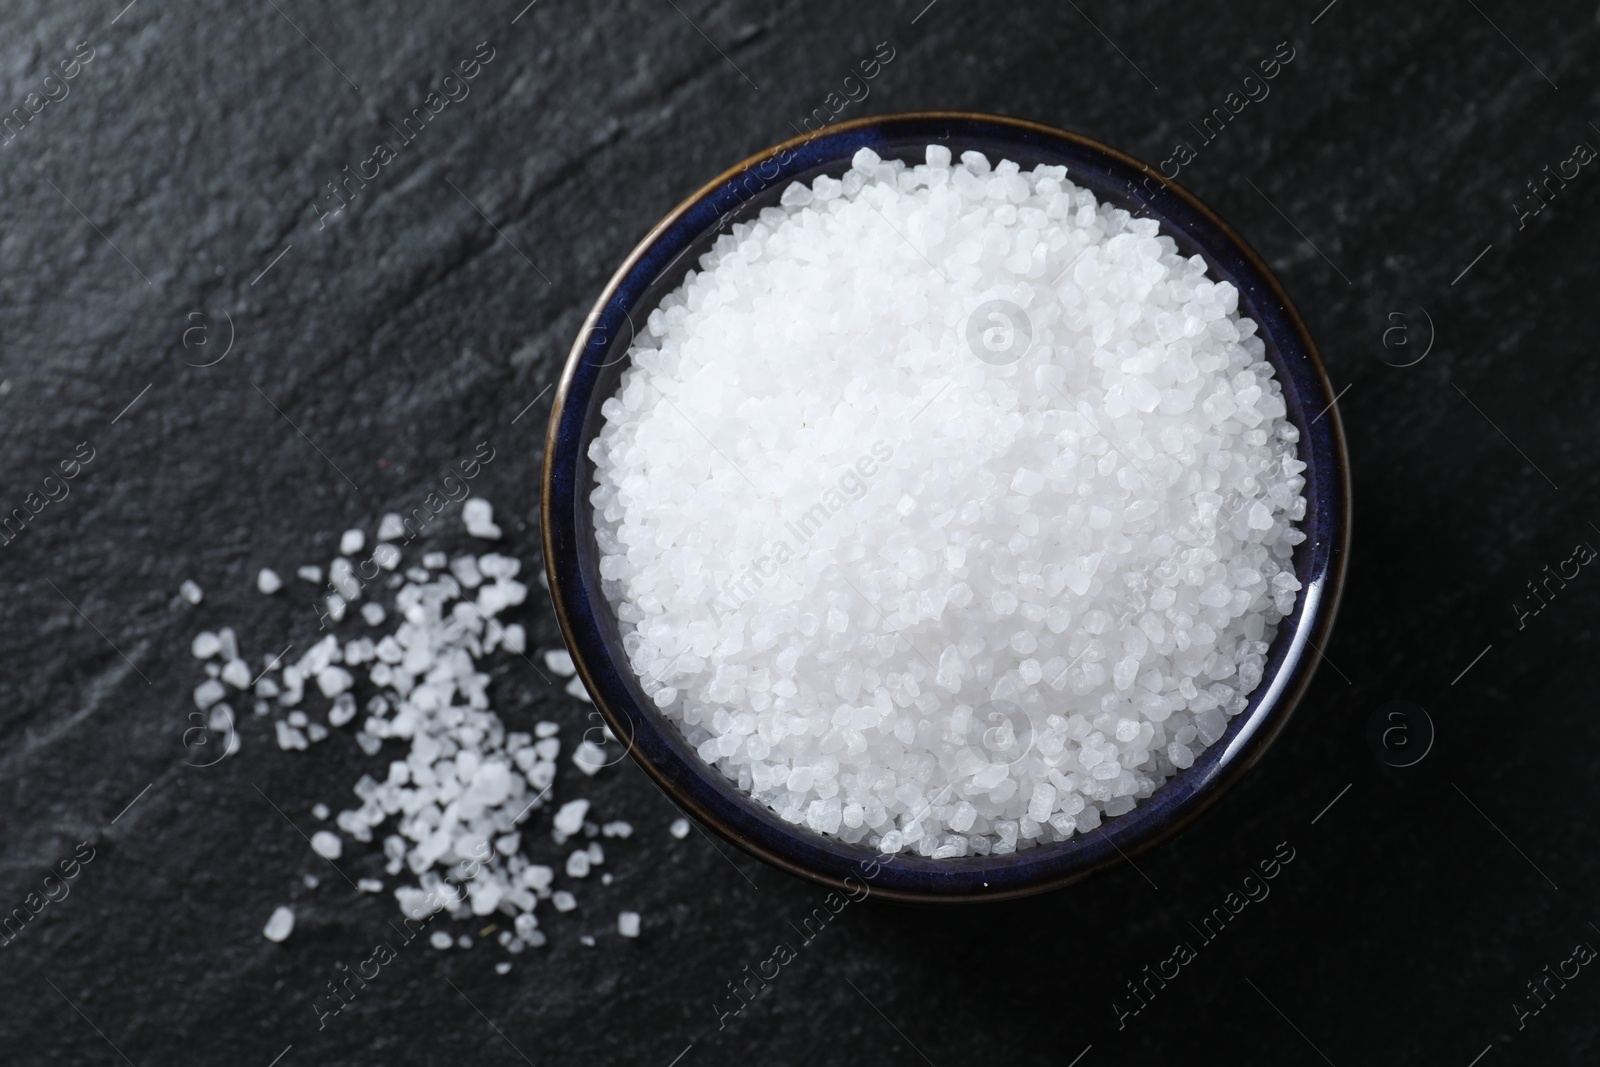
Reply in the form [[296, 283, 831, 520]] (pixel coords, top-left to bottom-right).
[[542, 112, 1350, 902]]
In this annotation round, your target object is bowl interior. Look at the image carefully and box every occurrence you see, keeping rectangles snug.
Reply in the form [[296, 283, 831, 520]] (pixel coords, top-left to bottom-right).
[[544, 113, 1347, 901]]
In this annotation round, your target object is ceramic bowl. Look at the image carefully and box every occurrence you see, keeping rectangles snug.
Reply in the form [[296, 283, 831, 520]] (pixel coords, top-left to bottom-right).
[[542, 111, 1350, 902]]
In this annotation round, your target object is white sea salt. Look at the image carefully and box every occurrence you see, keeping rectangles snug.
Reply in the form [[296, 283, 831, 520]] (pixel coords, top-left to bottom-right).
[[340, 529, 365, 555], [179, 580, 203, 604], [543, 649, 576, 677], [257, 568, 283, 595], [669, 818, 690, 840], [311, 830, 342, 860], [263, 905, 294, 942], [572, 740, 607, 776], [275, 721, 307, 750], [589, 147, 1307, 857], [618, 911, 641, 938], [378, 513, 406, 541], [193, 679, 225, 710], [463, 498, 502, 540], [189, 500, 640, 961], [221, 659, 251, 689], [554, 799, 589, 835], [501, 624, 527, 654]]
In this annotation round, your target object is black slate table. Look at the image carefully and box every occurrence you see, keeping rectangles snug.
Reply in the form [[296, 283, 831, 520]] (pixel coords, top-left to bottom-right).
[[3, 1, 1597, 1063]]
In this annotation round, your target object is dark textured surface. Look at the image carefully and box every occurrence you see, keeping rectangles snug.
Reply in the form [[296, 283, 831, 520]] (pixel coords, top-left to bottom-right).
[[2, 1, 1597, 1064]]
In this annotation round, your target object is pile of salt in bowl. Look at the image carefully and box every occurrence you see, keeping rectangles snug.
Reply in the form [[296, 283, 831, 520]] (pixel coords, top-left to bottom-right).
[[588, 145, 1307, 858]]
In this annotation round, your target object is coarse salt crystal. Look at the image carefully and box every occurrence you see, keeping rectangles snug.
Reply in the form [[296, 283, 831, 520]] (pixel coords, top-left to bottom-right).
[[263, 906, 294, 942], [463, 498, 502, 540], [572, 740, 607, 776], [554, 800, 589, 835], [311, 830, 342, 859]]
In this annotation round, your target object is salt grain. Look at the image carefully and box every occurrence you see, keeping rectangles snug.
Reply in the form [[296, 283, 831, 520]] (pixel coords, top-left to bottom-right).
[[311, 830, 342, 859], [263, 906, 294, 942], [179, 580, 203, 604], [572, 740, 607, 776], [257, 568, 283, 595], [463, 498, 502, 540], [617, 911, 641, 938], [554, 799, 590, 835], [221, 659, 251, 689], [669, 818, 690, 840], [193, 679, 225, 710]]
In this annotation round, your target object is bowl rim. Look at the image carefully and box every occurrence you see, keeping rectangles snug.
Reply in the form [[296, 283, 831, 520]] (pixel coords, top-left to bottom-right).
[[541, 109, 1351, 903]]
